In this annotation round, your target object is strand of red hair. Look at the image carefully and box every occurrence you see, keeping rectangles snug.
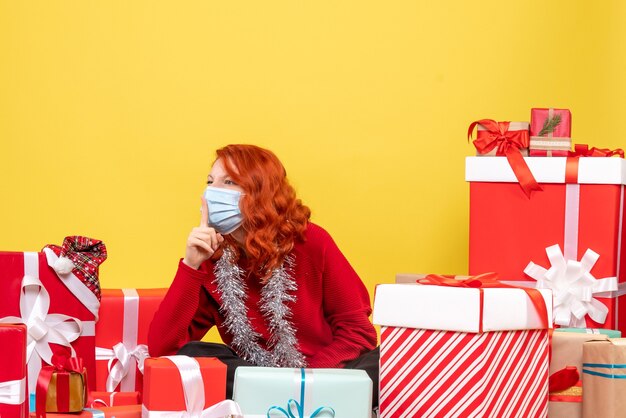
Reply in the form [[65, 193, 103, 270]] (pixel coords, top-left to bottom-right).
[[216, 144, 311, 280]]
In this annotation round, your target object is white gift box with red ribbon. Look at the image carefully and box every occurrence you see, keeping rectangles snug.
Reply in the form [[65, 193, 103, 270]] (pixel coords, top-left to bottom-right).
[[373, 283, 553, 418]]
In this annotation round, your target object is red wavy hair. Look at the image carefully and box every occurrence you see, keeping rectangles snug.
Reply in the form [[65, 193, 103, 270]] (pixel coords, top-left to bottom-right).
[[215, 144, 311, 279]]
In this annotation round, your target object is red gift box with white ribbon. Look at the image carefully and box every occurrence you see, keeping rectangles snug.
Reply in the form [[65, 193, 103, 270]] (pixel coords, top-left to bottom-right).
[[0, 323, 28, 418], [373, 278, 553, 418], [142, 356, 239, 417], [467, 153, 626, 333], [0, 249, 101, 403], [94, 288, 166, 393]]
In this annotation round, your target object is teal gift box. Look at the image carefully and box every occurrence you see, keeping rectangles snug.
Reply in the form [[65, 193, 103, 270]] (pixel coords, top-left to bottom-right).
[[558, 327, 622, 338], [232, 367, 372, 418]]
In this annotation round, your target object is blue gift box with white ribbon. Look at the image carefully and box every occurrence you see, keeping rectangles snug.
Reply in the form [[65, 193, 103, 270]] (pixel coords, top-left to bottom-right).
[[233, 367, 372, 418]]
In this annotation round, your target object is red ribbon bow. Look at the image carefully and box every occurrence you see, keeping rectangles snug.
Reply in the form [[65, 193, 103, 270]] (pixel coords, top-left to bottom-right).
[[418, 272, 550, 332], [468, 119, 542, 198], [549, 366, 580, 394], [565, 144, 625, 184], [36, 355, 87, 418], [569, 144, 624, 158]]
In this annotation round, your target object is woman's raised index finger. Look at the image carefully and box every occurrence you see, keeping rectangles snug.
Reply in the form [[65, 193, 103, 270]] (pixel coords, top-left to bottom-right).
[[200, 196, 209, 227]]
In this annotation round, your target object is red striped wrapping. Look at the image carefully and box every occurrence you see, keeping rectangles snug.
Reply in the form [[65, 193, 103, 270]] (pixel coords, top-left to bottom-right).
[[379, 326, 549, 418]]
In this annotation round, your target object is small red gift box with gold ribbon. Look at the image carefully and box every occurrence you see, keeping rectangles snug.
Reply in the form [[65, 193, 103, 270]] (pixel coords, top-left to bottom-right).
[[35, 355, 87, 418]]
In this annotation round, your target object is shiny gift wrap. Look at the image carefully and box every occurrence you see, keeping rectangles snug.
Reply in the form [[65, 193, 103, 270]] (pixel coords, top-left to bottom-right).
[[373, 280, 553, 418], [0, 323, 28, 418], [233, 367, 372, 418], [582, 338, 626, 418], [35, 357, 87, 418]]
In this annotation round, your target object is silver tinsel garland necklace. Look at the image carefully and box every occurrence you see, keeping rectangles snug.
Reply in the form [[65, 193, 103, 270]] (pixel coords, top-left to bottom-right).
[[213, 246, 305, 367]]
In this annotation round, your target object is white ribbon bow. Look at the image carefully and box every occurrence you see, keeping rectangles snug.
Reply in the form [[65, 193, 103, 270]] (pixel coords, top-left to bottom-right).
[[95, 288, 151, 391], [142, 355, 243, 418], [0, 253, 83, 393], [524, 244, 618, 327], [95, 342, 150, 392], [0, 377, 26, 405]]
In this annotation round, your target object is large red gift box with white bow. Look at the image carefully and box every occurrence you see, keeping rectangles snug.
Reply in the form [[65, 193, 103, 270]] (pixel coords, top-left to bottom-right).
[[0, 247, 102, 401], [95, 288, 166, 393], [0, 323, 28, 418], [467, 156, 626, 332]]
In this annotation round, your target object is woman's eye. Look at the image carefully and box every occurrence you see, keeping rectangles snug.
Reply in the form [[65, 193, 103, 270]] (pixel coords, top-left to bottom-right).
[[206, 180, 213, 185], [225, 180, 237, 185]]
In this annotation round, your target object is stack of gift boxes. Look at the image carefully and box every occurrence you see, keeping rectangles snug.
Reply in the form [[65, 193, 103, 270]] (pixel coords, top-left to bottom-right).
[[3, 107, 626, 418], [0, 238, 373, 418], [373, 108, 626, 417]]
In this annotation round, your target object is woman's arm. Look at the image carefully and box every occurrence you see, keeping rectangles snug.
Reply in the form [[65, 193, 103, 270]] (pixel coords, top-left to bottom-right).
[[305, 228, 378, 368], [147, 260, 215, 356]]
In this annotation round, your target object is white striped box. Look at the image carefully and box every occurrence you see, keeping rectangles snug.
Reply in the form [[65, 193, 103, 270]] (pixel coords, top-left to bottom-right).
[[373, 283, 553, 418]]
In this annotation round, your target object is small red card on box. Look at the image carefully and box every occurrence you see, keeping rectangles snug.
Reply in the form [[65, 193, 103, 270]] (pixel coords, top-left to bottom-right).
[[94, 288, 166, 393], [143, 357, 227, 414], [0, 324, 28, 418], [0, 251, 100, 397]]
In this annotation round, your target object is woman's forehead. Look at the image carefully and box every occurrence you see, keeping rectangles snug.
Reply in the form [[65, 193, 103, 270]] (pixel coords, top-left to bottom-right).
[[209, 157, 239, 177]]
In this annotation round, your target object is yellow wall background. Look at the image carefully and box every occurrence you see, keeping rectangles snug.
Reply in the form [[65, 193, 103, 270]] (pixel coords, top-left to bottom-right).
[[1, 1, 625, 342]]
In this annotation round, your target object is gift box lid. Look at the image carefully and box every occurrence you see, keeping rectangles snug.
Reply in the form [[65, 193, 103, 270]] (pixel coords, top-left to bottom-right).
[[372, 283, 553, 332], [233, 367, 372, 418], [557, 328, 622, 338], [465, 156, 626, 185]]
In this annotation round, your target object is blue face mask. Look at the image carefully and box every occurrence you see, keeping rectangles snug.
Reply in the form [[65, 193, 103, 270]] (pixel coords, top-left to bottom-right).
[[203, 187, 244, 234]]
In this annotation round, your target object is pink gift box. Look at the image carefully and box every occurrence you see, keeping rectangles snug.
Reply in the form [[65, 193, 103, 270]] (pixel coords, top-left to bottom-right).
[[529, 108, 572, 156]]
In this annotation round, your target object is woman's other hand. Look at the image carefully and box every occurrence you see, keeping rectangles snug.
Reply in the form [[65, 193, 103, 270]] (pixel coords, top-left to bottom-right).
[[183, 196, 224, 269]]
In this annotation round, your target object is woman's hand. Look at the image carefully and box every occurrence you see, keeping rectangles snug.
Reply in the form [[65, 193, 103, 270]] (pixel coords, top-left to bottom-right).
[[183, 197, 224, 269]]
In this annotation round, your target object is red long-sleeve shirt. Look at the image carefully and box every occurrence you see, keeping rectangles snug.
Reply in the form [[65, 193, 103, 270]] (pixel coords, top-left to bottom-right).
[[148, 222, 377, 367]]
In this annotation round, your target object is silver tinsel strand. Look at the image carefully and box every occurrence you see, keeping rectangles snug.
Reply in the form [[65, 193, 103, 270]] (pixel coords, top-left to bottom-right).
[[213, 247, 305, 367], [259, 254, 305, 367]]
